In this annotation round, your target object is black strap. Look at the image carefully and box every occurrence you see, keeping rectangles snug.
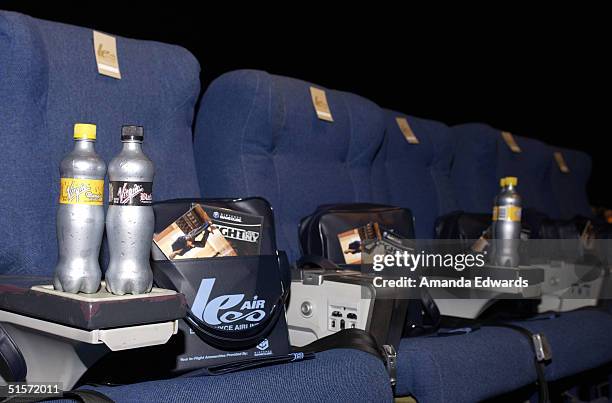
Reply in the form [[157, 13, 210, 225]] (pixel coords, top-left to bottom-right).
[[0, 324, 27, 382], [293, 328, 396, 387], [405, 287, 441, 336], [486, 323, 550, 403], [293, 328, 384, 361], [296, 255, 342, 270], [439, 315, 551, 403]]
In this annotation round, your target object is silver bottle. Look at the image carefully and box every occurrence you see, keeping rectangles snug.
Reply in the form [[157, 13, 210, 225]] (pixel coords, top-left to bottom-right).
[[54, 124, 106, 293], [105, 126, 154, 295], [491, 177, 522, 267]]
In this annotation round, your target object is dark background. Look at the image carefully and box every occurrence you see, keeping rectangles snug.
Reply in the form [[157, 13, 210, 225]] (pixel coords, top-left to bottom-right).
[[2, 3, 609, 207]]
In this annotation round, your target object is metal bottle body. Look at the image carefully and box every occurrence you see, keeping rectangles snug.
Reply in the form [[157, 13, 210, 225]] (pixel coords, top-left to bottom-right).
[[54, 140, 106, 293], [105, 140, 155, 295], [491, 182, 522, 267]]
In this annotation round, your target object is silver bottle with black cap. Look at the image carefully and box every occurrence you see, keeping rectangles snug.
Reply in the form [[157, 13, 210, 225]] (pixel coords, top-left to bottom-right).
[[105, 126, 154, 295]]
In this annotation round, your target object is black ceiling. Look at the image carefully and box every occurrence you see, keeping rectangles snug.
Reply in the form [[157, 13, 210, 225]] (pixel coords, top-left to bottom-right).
[[2, 3, 609, 206]]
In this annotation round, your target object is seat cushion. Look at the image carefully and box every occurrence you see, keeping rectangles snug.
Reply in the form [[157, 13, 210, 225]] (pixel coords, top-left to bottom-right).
[[549, 148, 593, 219], [396, 327, 537, 402], [55, 349, 393, 403], [0, 11, 201, 275], [450, 123, 560, 218], [515, 309, 612, 381]]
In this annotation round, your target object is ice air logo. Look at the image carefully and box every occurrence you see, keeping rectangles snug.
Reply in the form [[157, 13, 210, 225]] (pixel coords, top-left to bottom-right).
[[213, 211, 220, 219], [191, 278, 266, 330]]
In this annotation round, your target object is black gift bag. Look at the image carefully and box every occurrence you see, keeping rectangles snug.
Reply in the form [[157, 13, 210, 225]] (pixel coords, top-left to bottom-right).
[[151, 198, 291, 373]]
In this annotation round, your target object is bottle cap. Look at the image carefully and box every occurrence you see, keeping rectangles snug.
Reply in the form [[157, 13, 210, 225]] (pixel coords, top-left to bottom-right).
[[74, 123, 96, 140], [500, 178, 507, 187], [121, 125, 144, 141], [504, 176, 518, 187]]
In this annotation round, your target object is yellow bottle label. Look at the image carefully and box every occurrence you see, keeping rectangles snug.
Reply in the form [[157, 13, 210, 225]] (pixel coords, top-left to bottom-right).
[[59, 178, 104, 205], [492, 205, 521, 222]]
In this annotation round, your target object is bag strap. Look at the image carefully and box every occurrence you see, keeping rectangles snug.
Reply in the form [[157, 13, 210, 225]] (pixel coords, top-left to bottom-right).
[[0, 324, 27, 382], [404, 287, 441, 337], [296, 254, 341, 270], [295, 328, 397, 387], [294, 328, 382, 358], [440, 316, 551, 403], [485, 323, 551, 403]]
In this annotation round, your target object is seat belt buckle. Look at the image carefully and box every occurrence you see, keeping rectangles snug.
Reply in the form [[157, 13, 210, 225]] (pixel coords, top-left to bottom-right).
[[531, 333, 552, 362], [382, 344, 397, 387]]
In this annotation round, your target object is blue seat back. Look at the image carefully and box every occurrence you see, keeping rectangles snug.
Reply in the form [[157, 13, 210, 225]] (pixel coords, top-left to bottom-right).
[[550, 148, 592, 219], [372, 111, 458, 238], [0, 11, 201, 275], [193, 70, 386, 261], [451, 123, 560, 217], [449, 124, 499, 213]]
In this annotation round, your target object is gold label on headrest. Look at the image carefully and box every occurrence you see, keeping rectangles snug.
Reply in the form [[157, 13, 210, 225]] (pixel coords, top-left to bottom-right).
[[396, 117, 419, 144], [501, 131, 521, 153], [93, 31, 121, 79], [309, 87, 334, 122], [553, 151, 570, 173]]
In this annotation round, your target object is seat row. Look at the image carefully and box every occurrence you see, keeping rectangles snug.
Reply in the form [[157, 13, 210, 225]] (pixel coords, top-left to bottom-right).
[[0, 11, 392, 403], [0, 10, 609, 402], [194, 69, 611, 402]]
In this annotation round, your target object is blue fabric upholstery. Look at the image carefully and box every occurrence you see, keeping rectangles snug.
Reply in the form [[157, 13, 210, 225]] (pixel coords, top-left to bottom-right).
[[397, 309, 612, 402], [54, 349, 393, 403], [0, 20, 391, 403], [397, 327, 537, 402], [448, 123, 498, 214], [193, 70, 386, 262], [450, 123, 560, 218], [0, 11, 201, 276], [549, 148, 593, 219], [515, 309, 612, 381], [372, 111, 458, 238]]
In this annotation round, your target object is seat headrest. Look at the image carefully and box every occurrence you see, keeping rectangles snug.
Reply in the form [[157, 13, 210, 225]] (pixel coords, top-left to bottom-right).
[[550, 147, 592, 219], [0, 11, 201, 275], [194, 70, 386, 261], [451, 123, 560, 217], [373, 111, 456, 238]]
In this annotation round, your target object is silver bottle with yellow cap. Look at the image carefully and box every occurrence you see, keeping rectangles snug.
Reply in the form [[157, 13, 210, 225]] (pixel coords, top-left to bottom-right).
[[491, 176, 522, 267], [54, 123, 106, 293]]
